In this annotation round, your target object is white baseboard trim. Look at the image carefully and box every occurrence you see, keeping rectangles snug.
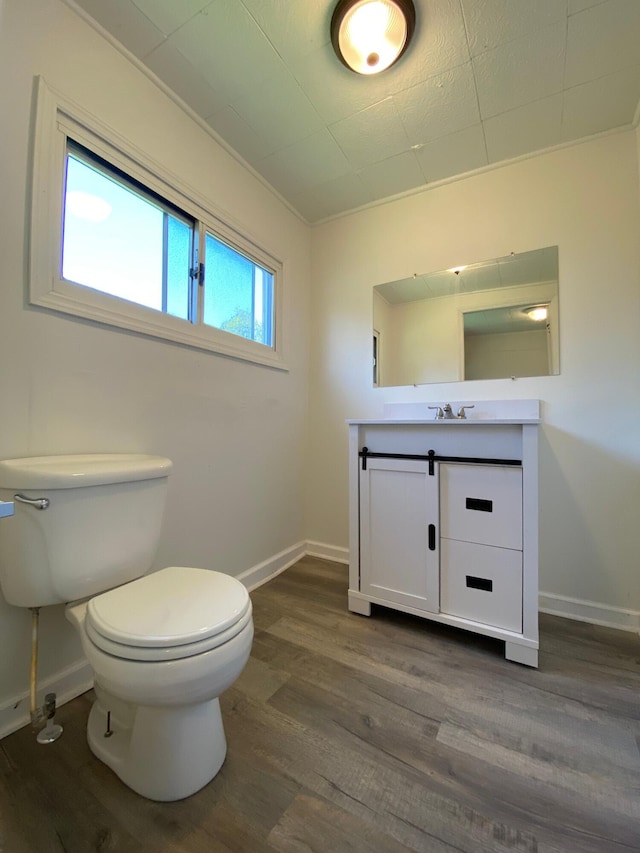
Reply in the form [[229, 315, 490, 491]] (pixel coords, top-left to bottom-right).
[[237, 541, 307, 592], [304, 546, 640, 634], [5, 550, 633, 742], [0, 659, 93, 740], [539, 591, 640, 633], [305, 541, 349, 564], [0, 542, 306, 741], [303, 544, 640, 634]]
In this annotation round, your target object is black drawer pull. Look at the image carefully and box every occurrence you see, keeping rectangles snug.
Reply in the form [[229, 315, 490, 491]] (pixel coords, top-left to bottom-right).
[[428, 524, 436, 551], [466, 575, 493, 592], [466, 497, 493, 512]]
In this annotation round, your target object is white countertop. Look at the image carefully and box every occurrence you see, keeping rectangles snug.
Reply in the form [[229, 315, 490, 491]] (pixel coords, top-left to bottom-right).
[[347, 418, 541, 425], [349, 399, 542, 425]]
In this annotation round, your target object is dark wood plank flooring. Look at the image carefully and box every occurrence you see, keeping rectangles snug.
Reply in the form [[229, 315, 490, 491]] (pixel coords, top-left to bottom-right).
[[1, 557, 639, 851]]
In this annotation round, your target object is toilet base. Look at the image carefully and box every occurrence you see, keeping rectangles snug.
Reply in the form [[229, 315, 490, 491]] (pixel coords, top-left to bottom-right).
[[87, 688, 227, 801]]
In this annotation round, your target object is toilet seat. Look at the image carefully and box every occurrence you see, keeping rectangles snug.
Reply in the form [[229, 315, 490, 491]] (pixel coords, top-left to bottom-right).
[[85, 566, 252, 662]]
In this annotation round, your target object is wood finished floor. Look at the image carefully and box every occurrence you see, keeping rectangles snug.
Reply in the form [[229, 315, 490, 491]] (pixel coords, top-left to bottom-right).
[[1, 556, 639, 852]]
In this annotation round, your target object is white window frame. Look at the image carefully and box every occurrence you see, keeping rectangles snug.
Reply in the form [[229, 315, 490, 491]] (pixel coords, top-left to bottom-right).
[[29, 77, 286, 370]]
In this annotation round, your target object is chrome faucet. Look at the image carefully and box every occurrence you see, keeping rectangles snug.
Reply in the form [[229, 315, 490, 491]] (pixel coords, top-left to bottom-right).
[[442, 403, 456, 419], [428, 403, 476, 420], [428, 403, 456, 419]]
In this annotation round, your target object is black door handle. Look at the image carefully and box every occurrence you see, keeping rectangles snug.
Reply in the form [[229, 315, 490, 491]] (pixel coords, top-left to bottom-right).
[[466, 497, 493, 512], [466, 575, 493, 592]]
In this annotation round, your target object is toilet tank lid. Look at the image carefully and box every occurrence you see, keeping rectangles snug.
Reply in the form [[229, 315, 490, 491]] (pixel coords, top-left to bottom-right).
[[0, 454, 172, 489]]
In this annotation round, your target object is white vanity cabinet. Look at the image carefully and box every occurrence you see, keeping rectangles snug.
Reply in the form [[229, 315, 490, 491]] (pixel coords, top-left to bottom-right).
[[359, 456, 439, 613], [348, 401, 540, 667], [439, 464, 523, 633]]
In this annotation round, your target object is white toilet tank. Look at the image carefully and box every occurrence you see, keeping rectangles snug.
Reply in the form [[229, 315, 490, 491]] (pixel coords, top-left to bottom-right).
[[0, 454, 172, 608]]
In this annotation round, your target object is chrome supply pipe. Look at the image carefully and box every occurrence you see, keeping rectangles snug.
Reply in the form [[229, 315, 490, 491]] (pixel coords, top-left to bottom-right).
[[29, 607, 64, 742], [29, 607, 41, 727], [37, 693, 63, 744]]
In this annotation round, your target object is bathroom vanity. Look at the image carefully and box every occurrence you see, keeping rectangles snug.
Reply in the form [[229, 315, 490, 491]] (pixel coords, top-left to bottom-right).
[[347, 400, 540, 667]]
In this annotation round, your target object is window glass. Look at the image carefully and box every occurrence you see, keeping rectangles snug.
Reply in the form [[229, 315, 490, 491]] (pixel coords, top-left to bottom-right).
[[31, 79, 284, 368], [204, 233, 274, 347], [62, 149, 194, 321], [165, 216, 193, 321]]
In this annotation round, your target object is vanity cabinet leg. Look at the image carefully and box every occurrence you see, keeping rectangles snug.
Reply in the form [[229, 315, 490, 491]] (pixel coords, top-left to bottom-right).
[[348, 592, 371, 616], [505, 642, 538, 668]]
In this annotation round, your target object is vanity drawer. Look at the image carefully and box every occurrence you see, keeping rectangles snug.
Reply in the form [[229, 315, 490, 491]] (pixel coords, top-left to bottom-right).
[[440, 463, 522, 549], [440, 538, 523, 632]]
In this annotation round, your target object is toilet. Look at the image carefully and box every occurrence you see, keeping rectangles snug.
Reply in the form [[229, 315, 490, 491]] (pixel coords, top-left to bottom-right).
[[0, 454, 253, 801]]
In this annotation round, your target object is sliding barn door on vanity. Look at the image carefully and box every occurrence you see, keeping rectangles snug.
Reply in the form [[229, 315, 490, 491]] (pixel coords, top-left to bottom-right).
[[359, 457, 439, 612]]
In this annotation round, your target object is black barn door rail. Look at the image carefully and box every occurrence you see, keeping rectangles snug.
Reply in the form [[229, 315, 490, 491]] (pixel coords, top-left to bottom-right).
[[359, 447, 522, 473]]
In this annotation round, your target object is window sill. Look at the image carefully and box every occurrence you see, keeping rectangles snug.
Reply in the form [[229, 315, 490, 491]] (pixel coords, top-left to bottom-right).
[[33, 282, 288, 371]]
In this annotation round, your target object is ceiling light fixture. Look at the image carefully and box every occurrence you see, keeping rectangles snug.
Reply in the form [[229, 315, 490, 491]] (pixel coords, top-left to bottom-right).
[[524, 305, 548, 321], [330, 0, 416, 75]]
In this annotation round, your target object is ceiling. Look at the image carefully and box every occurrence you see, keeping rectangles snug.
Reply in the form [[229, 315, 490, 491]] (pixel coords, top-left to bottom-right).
[[375, 245, 558, 303], [463, 304, 547, 336], [375, 245, 558, 334], [69, 0, 640, 224]]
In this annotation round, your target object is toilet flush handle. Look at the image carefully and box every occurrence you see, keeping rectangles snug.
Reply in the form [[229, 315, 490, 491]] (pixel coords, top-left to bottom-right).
[[14, 494, 50, 510]]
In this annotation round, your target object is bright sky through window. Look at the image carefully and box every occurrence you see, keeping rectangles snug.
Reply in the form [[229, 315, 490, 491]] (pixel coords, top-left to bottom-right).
[[63, 152, 193, 321]]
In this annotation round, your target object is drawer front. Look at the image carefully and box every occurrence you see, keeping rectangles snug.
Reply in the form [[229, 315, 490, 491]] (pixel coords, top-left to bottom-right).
[[440, 464, 522, 549], [440, 538, 523, 632]]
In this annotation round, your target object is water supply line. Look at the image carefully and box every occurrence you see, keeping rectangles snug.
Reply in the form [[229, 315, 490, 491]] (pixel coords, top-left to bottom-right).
[[29, 606, 63, 743], [29, 607, 40, 727]]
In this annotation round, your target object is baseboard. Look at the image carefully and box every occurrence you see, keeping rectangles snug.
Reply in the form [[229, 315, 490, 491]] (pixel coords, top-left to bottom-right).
[[304, 544, 640, 634], [305, 541, 349, 564], [0, 659, 93, 740], [539, 591, 640, 633], [237, 541, 307, 592], [0, 543, 306, 741], [5, 551, 632, 742]]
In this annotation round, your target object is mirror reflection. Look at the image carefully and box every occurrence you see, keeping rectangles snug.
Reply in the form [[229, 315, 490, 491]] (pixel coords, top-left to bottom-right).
[[373, 246, 559, 387]]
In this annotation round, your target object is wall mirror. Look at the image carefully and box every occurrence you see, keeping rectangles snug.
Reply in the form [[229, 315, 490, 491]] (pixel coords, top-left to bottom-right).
[[373, 246, 559, 387]]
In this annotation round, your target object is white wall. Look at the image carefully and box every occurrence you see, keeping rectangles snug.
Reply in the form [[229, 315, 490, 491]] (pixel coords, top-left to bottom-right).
[[372, 290, 391, 387], [1, 0, 639, 738], [308, 131, 640, 624], [0, 0, 310, 720], [388, 294, 461, 385], [377, 280, 556, 386], [465, 329, 549, 380]]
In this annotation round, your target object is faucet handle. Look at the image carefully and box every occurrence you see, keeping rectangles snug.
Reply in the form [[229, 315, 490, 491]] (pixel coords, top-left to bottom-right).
[[428, 406, 444, 420], [457, 405, 475, 419]]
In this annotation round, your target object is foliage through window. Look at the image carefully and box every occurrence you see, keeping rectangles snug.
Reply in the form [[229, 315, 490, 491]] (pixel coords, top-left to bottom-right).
[[204, 233, 273, 347]]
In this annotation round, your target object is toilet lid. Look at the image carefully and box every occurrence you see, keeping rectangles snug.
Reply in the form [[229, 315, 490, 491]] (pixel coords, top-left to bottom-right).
[[87, 566, 250, 649], [85, 603, 253, 662]]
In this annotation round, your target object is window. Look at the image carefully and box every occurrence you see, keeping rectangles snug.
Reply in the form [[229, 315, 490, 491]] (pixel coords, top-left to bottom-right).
[[63, 143, 196, 322], [204, 232, 274, 347], [30, 78, 285, 369]]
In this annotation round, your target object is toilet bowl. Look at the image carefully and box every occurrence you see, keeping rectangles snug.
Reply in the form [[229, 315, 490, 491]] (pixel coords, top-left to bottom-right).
[[66, 566, 254, 801], [0, 454, 255, 802]]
